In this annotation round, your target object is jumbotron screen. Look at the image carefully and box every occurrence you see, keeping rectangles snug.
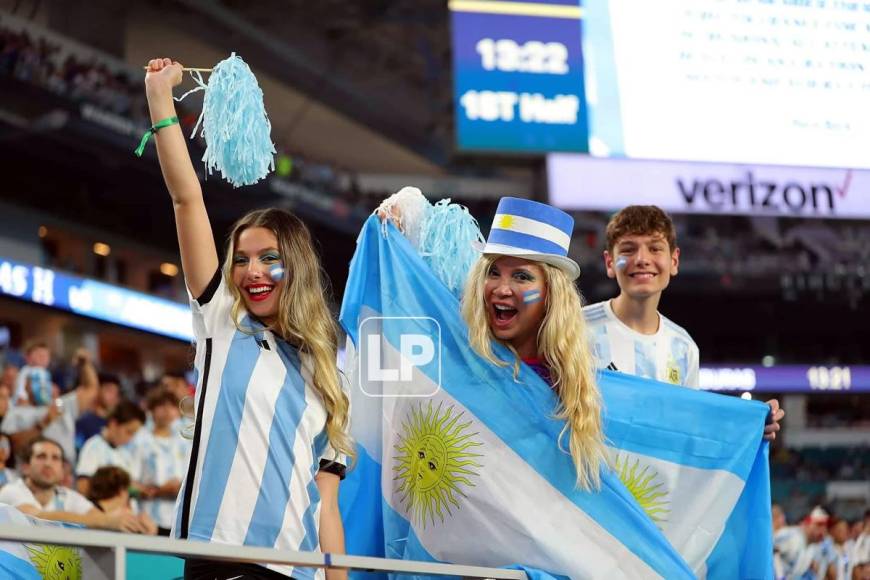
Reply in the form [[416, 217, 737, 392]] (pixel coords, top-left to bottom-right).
[[452, 0, 870, 169]]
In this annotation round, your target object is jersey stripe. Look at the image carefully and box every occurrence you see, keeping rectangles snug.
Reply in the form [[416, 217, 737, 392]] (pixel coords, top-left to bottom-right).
[[244, 342, 309, 547], [180, 337, 212, 539], [190, 329, 261, 540]]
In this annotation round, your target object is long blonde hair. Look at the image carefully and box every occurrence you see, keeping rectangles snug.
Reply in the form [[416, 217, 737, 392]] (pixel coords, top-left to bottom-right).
[[460, 254, 605, 490], [223, 209, 354, 460]]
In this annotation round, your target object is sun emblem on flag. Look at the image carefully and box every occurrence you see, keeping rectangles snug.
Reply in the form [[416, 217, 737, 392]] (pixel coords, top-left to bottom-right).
[[613, 454, 671, 525], [26, 543, 82, 580], [393, 401, 484, 528], [496, 214, 515, 230]]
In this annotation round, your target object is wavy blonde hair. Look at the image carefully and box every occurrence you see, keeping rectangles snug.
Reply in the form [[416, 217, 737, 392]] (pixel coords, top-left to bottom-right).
[[460, 254, 605, 490], [223, 209, 353, 461]]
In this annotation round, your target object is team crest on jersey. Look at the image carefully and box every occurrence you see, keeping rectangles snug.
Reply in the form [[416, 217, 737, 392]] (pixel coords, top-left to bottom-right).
[[393, 401, 484, 528], [667, 360, 681, 384]]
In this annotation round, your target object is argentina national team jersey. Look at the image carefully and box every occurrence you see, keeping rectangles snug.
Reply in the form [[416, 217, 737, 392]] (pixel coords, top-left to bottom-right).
[[172, 271, 346, 579], [137, 429, 191, 529], [583, 300, 700, 389]]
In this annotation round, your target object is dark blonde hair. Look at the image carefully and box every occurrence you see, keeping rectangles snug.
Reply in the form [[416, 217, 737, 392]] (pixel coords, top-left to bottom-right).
[[605, 205, 677, 254], [223, 208, 353, 460]]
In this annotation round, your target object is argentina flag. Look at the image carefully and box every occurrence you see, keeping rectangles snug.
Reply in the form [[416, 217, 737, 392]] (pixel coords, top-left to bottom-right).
[[339, 216, 772, 579], [0, 504, 84, 579], [599, 371, 774, 579]]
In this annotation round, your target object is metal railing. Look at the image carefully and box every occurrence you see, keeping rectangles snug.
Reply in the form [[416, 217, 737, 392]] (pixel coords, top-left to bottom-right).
[[0, 524, 527, 579]]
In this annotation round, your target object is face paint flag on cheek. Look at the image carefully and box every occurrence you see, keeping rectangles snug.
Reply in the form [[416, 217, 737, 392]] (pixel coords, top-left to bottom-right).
[[615, 256, 628, 271], [269, 264, 284, 282], [522, 289, 542, 304]]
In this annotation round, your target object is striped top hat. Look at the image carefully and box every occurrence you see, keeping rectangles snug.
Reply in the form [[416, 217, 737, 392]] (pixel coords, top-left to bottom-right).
[[477, 197, 580, 280]]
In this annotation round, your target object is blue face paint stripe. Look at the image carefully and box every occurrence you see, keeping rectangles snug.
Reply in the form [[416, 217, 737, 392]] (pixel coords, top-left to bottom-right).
[[243, 341, 309, 547], [188, 324, 261, 540]]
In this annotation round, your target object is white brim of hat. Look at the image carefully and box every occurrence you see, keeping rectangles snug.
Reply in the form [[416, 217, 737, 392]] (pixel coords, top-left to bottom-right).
[[472, 241, 581, 280]]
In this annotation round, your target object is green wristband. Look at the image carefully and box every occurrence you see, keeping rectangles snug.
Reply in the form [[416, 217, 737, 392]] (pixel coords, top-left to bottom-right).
[[134, 116, 179, 157]]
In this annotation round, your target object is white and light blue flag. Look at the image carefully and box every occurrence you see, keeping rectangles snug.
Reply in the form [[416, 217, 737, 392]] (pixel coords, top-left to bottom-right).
[[0, 503, 84, 579], [339, 217, 772, 579]]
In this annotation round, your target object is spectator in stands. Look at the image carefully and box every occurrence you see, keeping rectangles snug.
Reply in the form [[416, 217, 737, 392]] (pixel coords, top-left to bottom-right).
[[0, 436, 147, 532], [2, 348, 98, 464], [583, 207, 699, 386], [0, 432, 18, 488], [583, 206, 784, 440], [75, 372, 121, 449], [827, 516, 854, 580], [136, 387, 190, 536], [76, 400, 145, 497], [775, 506, 831, 578], [145, 57, 352, 580], [12, 340, 52, 406], [87, 466, 157, 535]]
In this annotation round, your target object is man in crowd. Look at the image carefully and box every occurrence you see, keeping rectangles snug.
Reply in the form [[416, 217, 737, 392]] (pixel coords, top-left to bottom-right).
[[0, 436, 147, 532], [775, 506, 831, 578]]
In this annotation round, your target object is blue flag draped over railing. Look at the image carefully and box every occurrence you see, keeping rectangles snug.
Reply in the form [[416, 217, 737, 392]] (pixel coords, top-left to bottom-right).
[[338, 216, 772, 579]]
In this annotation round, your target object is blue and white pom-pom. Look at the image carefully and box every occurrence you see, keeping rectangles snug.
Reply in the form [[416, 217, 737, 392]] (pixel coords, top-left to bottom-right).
[[177, 53, 276, 187], [419, 199, 484, 297], [376, 187, 483, 297]]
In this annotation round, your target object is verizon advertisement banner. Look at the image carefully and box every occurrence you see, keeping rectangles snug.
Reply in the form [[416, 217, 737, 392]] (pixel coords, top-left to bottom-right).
[[547, 155, 868, 219]]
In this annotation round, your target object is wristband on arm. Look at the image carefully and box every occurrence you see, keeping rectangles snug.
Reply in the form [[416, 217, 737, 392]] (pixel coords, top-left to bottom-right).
[[134, 116, 179, 157]]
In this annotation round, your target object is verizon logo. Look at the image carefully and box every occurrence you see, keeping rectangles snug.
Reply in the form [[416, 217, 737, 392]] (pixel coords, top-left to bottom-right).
[[676, 171, 850, 215]]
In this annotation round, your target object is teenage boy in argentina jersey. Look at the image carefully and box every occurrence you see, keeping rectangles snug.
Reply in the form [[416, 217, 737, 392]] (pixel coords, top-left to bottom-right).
[[583, 205, 784, 440]]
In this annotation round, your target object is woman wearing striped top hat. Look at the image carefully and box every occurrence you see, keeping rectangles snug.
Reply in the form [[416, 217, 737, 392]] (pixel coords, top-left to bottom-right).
[[378, 188, 605, 491], [144, 58, 352, 580]]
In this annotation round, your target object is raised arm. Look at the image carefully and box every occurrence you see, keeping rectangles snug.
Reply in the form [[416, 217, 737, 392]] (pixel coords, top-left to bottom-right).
[[144, 58, 219, 298], [73, 348, 98, 415]]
